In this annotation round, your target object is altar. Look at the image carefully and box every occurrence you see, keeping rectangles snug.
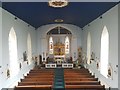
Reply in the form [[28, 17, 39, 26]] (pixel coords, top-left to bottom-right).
[[45, 35, 73, 68], [54, 55, 65, 65]]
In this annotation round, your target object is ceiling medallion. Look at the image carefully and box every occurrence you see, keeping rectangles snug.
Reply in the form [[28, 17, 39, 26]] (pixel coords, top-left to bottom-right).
[[48, 0, 68, 8], [54, 19, 64, 22]]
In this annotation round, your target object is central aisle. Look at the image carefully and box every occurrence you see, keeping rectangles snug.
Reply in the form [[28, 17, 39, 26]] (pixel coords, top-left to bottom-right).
[[53, 68, 65, 90]]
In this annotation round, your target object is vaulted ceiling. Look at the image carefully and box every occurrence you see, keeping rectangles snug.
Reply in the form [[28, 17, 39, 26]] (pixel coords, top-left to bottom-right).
[[2, 2, 118, 29]]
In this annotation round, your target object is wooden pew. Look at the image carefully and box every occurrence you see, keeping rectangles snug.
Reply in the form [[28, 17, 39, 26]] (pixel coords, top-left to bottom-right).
[[24, 75, 53, 78], [21, 78, 53, 82], [16, 68, 54, 90], [18, 81, 53, 86], [16, 68, 105, 90], [65, 81, 100, 85], [65, 85, 105, 90], [64, 75, 95, 78], [64, 73, 92, 75], [29, 71, 54, 73], [14, 85, 52, 90], [65, 78, 98, 81]]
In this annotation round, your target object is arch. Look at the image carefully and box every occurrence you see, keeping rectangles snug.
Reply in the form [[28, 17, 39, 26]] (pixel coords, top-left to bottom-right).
[[100, 26, 109, 78], [27, 33, 32, 64], [47, 26, 72, 35], [45, 24, 75, 36], [9, 27, 19, 77], [87, 32, 91, 64]]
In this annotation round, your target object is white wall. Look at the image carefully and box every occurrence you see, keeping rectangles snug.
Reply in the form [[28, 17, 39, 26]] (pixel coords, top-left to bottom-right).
[[36, 24, 82, 61], [0, 7, 2, 89], [0, 8, 37, 89], [82, 5, 118, 88], [118, 3, 120, 90]]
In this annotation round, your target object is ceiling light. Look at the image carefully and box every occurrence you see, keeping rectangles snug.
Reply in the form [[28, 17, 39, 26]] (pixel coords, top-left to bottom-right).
[[48, 0, 68, 8], [54, 19, 64, 22]]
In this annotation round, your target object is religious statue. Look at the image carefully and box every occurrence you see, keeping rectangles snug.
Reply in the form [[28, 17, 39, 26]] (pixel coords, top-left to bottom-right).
[[108, 68, 111, 77], [97, 62, 99, 69], [23, 51, 27, 61], [66, 44, 68, 49], [35, 56, 38, 66], [19, 63, 22, 69], [50, 44, 52, 49], [7, 69, 10, 78], [107, 63, 112, 79], [91, 52, 95, 61]]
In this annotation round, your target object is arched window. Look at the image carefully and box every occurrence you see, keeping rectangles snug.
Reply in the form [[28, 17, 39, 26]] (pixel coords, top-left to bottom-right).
[[65, 36, 69, 54], [9, 27, 19, 77], [87, 32, 91, 64], [49, 37, 53, 54], [100, 26, 109, 77], [27, 33, 32, 64]]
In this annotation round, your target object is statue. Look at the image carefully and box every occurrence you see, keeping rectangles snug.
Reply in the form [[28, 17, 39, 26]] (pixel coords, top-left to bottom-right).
[[50, 44, 52, 49], [23, 51, 27, 61]]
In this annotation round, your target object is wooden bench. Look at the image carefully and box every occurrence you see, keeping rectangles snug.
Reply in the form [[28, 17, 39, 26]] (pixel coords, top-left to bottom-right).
[[64, 73, 91, 75], [21, 78, 53, 82], [65, 81, 100, 85], [24, 75, 53, 78], [65, 85, 105, 90], [18, 81, 53, 86], [15, 68, 105, 90], [65, 78, 98, 81], [64, 75, 95, 78], [14, 85, 52, 90]]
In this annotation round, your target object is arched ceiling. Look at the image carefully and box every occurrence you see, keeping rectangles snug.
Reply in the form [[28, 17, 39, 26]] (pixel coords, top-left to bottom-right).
[[2, 2, 118, 29]]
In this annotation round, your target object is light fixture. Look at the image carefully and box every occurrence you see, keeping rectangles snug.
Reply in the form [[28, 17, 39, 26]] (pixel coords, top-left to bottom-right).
[[54, 19, 63, 22], [48, 0, 68, 8]]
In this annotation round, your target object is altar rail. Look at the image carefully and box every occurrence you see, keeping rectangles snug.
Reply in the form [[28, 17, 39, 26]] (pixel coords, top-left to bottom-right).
[[45, 64, 73, 68], [62, 64, 73, 68], [45, 64, 56, 68]]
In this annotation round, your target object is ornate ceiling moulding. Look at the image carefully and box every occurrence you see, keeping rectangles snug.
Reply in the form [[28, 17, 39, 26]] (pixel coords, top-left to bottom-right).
[[54, 19, 64, 22], [48, 0, 68, 8]]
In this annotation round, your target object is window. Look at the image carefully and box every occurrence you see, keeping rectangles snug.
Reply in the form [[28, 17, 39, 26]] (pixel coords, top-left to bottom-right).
[[100, 26, 109, 77], [27, 33, 32, 64], [87, 32, 91, 64], [49, 37, 53, 54], [9, 27, 19, 77], [65, 36, 69, 54]]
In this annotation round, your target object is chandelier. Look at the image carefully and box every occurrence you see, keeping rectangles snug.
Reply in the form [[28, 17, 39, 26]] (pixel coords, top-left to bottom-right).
[[48, 0, 68, 8], [54, 19, 63, 22]]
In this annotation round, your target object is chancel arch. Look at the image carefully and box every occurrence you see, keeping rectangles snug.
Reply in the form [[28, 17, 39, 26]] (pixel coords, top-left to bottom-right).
[[46, 26, 72, 64], [38, 24, 82, 66], [8, 27, 19, 77]]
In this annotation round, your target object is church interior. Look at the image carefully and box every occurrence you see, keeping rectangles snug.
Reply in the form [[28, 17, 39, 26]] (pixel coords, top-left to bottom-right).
[[0, 1, 120, 90]]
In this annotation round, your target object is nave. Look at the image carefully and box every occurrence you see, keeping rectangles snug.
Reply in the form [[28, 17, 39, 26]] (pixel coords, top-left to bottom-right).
[[15, 68, 105, 90], [0, 2, 119, 90]]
